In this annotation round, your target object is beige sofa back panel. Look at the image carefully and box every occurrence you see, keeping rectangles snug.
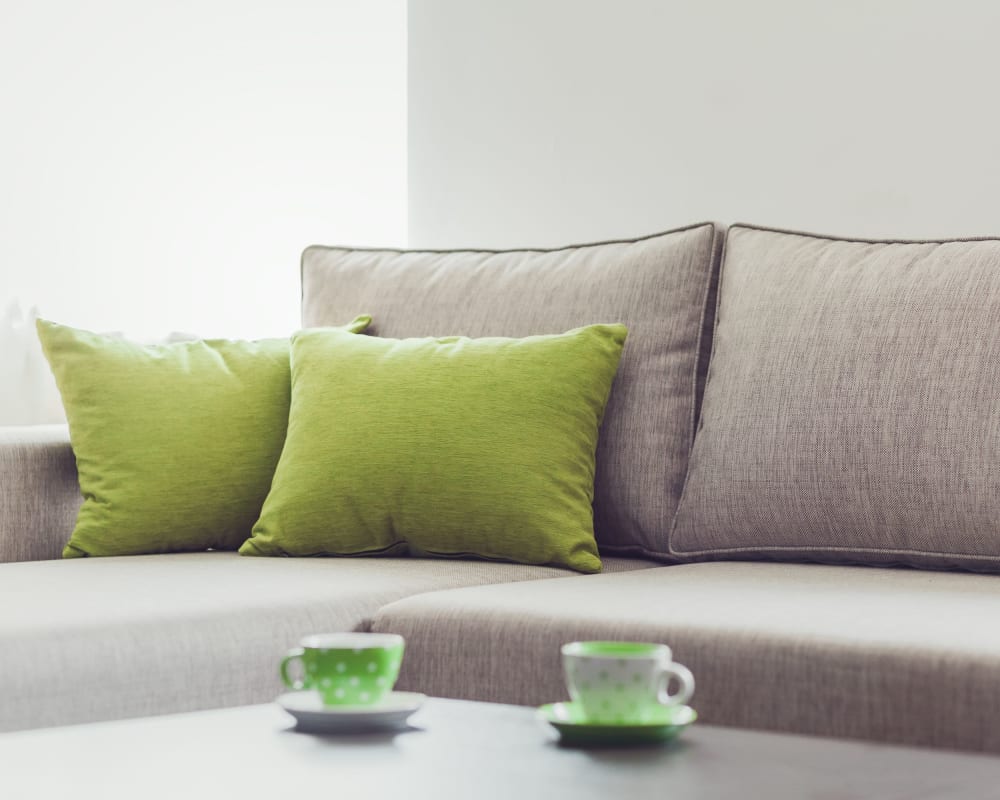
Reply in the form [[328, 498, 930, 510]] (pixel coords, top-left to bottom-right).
[[302, 224, 720, 560], [671, 224, 1000, 570]]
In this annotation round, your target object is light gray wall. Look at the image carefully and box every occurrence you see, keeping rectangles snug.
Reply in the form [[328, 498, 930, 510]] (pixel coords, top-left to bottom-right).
[[409, 0, 1000, 248], [1, 0, 406, 339]]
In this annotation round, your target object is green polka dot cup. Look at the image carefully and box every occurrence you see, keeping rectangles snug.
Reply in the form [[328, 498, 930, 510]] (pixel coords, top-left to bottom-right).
[[280, 633, 404, 707], [561, 641, 694, 724]]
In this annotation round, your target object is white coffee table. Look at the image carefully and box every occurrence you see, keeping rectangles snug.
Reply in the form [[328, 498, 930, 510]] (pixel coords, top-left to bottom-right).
[[3, 697, 999, 799]]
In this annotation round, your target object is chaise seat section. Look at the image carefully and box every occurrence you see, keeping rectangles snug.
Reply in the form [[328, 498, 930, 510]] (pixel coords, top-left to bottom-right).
[[0, 552, 651, 732], [371, 561, 1000, 754]]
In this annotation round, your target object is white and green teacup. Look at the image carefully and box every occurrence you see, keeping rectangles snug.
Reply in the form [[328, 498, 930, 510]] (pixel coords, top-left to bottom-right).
[[280, 633, 404, 706], [561, 641, 694, 724]]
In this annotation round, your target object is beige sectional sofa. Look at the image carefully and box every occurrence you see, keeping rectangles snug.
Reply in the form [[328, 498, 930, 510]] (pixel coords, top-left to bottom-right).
[[4, 222, 1000, 755]]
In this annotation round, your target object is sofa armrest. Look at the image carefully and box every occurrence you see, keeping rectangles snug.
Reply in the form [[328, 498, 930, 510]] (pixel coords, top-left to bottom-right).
[[0, 425, 80, 562]]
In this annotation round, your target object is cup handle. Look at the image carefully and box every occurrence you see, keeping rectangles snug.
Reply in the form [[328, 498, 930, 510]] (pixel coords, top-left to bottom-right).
[[280, 648, 306, 690], [657, 661, 695, 708]]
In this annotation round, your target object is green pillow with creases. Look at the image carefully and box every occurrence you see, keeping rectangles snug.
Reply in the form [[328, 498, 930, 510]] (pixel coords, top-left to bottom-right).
[[241, 323, 628, 573], [37, 316, 371, 557]]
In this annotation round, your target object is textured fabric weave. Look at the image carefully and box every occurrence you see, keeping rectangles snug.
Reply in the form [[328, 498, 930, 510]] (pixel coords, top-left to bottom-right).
[[372, 561, 1000, 753], [37, 317, 369, 557], [671, 225, 1000, 570], [300, 224, 719, 559], [242, 325, 628, 572], [0, 425, 79, 563], [0, 552, 653, 732]]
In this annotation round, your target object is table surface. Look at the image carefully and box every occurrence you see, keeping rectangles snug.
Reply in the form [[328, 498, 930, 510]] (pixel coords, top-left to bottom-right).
[[3, 698, 1000, 799]]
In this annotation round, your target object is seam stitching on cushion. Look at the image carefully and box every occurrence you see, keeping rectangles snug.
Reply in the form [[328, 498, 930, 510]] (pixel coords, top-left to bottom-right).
[[299, 221, 716, 258], [729, 222, 1000, 246], [668, 543, 1000, 561]]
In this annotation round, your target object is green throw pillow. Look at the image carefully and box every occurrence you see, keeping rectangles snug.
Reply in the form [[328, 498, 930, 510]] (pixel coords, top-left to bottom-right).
[[37, 316, 371, 558], [240, 324, 628, 573]]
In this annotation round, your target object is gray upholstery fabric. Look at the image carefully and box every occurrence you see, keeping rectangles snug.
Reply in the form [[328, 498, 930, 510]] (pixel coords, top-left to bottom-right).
[[694, 224, 726, 428], [0, 425, 79, 563], [671, 225, 1000, 570], [0, 552, 649, 732], [301, 224, 720, 560], [372, 562, 1000, 753]]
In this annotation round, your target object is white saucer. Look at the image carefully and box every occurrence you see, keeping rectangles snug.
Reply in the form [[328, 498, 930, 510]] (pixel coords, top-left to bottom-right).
[[277, 691, 426, 734]]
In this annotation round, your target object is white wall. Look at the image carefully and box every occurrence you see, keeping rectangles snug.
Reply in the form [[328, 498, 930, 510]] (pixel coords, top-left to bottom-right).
[[409, 0, 1000, 248], [1, 0, 406, 339]]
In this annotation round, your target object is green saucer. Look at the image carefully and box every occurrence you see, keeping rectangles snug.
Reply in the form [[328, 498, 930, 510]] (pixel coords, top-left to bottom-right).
[[538, 701, 697, 747]]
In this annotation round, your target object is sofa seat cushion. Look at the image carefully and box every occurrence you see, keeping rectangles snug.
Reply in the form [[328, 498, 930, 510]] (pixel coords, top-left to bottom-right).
[[0, 552, 651, 732], [371, 561, 1000, 753]]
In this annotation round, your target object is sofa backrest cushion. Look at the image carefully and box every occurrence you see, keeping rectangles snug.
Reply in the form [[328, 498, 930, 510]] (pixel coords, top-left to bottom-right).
[[670, 223, 1000, 571], [301, 223, 720, 560]]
